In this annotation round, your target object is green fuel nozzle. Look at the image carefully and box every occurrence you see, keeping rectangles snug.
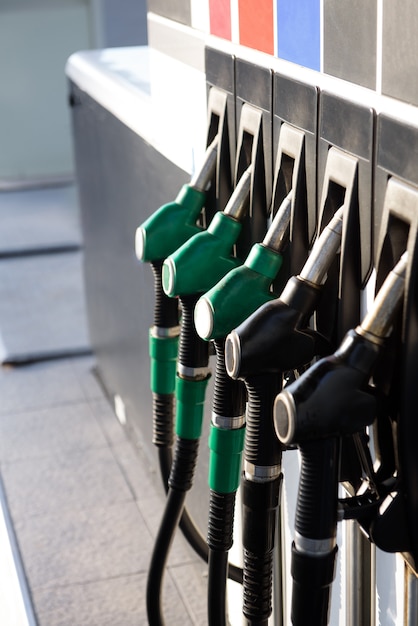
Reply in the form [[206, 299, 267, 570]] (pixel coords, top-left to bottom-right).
[[199, 188, 291, 626], [135, 137, 218, 263], [162, 165, 252, 298], [135, 136, 218, 447], [162, 164, 252, 451], [194, 190, 293, 340]]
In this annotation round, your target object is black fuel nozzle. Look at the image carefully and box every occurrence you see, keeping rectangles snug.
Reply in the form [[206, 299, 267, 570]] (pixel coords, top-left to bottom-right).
[[272, 252, 407, 626], [221, 202, 343, 626], [289, 437, 340, 626], [224, 206, 344, 381], [223, 202, 344, 514], [274, 251, 408, 446]]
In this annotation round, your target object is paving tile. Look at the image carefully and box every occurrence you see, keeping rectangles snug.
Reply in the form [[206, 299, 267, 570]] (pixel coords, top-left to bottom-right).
[[159, 568, 201, 626], [14, 502, 152, 588], [1, 447, 133, 519], [0, 185, 81, 255], [0, 360, 88, 415], [70, 357, 106, 402], [137, 491, 204, 569], [33, 572, 193, 626], [114, 429, 211, 534], [168, 561, 208, 625], [111, 439, 209, 569], [0, 252, 90, 363], [0, 402, 109, 463], [89, 399, 130, 447], [111, 440, 161, 501]]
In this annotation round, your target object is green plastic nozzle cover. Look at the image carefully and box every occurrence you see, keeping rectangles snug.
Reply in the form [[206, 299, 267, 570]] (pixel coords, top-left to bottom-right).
[[195, 243, 283, 340], [162, 211, 243, 297], [175, 376, 210, 440], [148, 331, 179, 395], [136, 185, 206, 263], [208, 424, 246, 493]]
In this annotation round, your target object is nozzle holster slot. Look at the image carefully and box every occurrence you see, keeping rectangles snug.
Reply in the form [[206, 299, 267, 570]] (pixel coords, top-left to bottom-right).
[[315, 146, 361, 345], [371, 141, 418, 569], [273, 74, 319, 279], [205, 48, 236, 223], [318, 93, 374, 289], [234, 59, 273, 258], [316, 92, 374, 348]]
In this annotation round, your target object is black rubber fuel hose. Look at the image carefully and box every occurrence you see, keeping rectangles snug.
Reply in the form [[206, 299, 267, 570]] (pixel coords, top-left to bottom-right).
[[207, 339, 246, 625], [291, 438, 339, 626]]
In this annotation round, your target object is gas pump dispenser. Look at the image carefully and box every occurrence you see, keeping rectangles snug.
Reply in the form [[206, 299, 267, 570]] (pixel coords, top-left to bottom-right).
[[136, 51, 418, 625], [70, 7, 418, 625]]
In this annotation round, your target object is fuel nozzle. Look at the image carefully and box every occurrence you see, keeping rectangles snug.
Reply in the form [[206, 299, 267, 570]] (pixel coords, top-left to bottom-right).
[[274, 252, 408, 446], [225, 207, 344, 381], [273, 253, 407, 626], [157, 164, 253, 449], [136, 138, 218, 447], [135, 137, 218, 263], [162, 164, 252, 298], [202, 192, 293, 600], [194, 190, 292, 341]]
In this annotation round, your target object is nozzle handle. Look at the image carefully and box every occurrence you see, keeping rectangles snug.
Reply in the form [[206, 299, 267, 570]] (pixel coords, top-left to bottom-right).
[[244, 372, 283, 477], [136, 184, 206, 263], [290, 438, 339, 625]]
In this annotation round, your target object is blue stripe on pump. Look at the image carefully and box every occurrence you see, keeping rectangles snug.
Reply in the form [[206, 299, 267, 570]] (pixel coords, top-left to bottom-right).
[[277, 0, 321, 71]]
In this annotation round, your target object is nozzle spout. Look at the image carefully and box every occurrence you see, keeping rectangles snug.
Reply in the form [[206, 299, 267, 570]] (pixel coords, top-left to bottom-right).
[[299, 206, 344, 286], [262, 190, 293, 252], [190, 136, 219, 192], [223, 165, 252, 221], [359, 251, 407, 340]]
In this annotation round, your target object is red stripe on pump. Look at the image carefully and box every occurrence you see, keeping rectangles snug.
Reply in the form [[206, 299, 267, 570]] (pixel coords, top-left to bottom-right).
[[238, 0, 274, 55], [209, 0, 232, 40]]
